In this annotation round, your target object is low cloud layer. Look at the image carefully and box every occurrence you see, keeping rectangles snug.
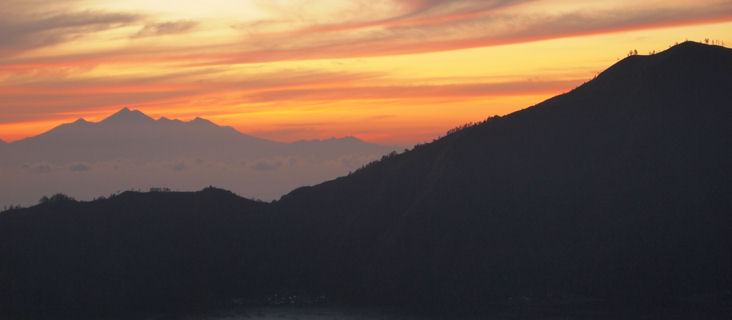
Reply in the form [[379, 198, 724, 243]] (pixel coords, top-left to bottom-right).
[[0, 152, 393, 209], [69, 163, 90, 172], [252, 160, 282, 171], [30, 164, 52, 174]]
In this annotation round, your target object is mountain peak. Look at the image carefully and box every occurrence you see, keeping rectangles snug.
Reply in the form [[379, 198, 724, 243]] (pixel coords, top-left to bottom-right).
[[157, 117, 184, 124], [101, 107, 154, 124], [189, 117, 217, 127], [73, 118, 89, 124]]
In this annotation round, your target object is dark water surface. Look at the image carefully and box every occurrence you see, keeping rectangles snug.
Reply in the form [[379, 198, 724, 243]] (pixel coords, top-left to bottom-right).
[[137, 303, 732, 320], [182, 306, 421, 319]]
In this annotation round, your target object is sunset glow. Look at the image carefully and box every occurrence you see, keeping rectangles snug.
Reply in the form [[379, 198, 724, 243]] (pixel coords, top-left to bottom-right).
[[2, 0, 731, 145]]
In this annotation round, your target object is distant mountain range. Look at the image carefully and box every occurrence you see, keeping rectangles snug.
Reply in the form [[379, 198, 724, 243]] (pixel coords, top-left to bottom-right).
[[0, 109, 398, 207], [1, 42, 730, 318], [2, 107, 396, 165]]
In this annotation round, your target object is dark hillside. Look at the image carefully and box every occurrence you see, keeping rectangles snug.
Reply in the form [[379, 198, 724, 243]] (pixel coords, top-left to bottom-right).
[[0, 188, 275, 317], [273, 41, 732, 306]]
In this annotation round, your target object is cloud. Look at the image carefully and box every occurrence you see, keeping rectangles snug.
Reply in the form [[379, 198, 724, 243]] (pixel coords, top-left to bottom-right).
[[494, 4, 732, 42], [369, 114, 396, 120], [0, 90, 204, 124], [203, 1, 732, 65], [30, 164, 51, 174], [3, 1, 729, 69], [131, 21, 198, 38], [245, 0, 530, 35], [301, 0, 532, 34], [0, 69, 379, 124], [173, 162, 186, 171], [0, 10, 141, 57], [69, 163, 90, 172], [252, 160, 282, 171], [244, 79, 583, 103]]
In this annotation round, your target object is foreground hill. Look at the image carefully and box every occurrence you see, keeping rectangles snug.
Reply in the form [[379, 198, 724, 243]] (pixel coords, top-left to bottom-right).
[[272, 41, 732, 305], [0, 188, 280, 316], [1, 42, 730, 318]]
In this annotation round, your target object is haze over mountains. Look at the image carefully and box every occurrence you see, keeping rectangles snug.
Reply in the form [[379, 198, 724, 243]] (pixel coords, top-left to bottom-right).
[[1, 42, 731, 318], [3, 108, 394, 163], [0, 109, 398, 207]]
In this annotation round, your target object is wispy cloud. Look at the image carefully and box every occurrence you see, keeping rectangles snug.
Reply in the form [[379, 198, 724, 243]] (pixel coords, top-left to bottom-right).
[[206, 1, 732, 65], [252, 160, 282, 171], [2, 1, 729, 69], [69, 163, 90, 172], [0, 69, 382, 123], [0, 10, 141, 57], [242, 0, 532, 36], [0, 90, 203, 124], [131, 21, 198, 38], [244, 79, 582, 103]]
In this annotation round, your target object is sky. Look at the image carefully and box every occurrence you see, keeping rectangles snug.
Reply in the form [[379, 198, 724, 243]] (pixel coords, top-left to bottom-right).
[[1, 0, 731, 145]]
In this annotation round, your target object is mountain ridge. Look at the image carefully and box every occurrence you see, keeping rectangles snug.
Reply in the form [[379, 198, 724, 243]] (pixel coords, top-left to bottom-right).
[[6, 108, 388, 148], [13, 108, 266, 144], [2, 108, 397, 164]]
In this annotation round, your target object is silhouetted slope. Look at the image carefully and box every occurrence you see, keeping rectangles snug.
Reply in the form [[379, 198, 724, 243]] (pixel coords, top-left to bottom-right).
[[1, 42, 730, 317], [272, 41, 732, 305]]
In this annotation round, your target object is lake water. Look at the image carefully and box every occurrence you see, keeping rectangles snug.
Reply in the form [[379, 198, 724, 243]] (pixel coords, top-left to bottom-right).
[[171, 306, 424, 320], [144, 303, 732, 320]]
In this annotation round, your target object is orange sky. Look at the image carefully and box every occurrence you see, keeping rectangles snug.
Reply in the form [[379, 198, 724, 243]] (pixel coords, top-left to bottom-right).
[[1, 0, 731, 145]]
